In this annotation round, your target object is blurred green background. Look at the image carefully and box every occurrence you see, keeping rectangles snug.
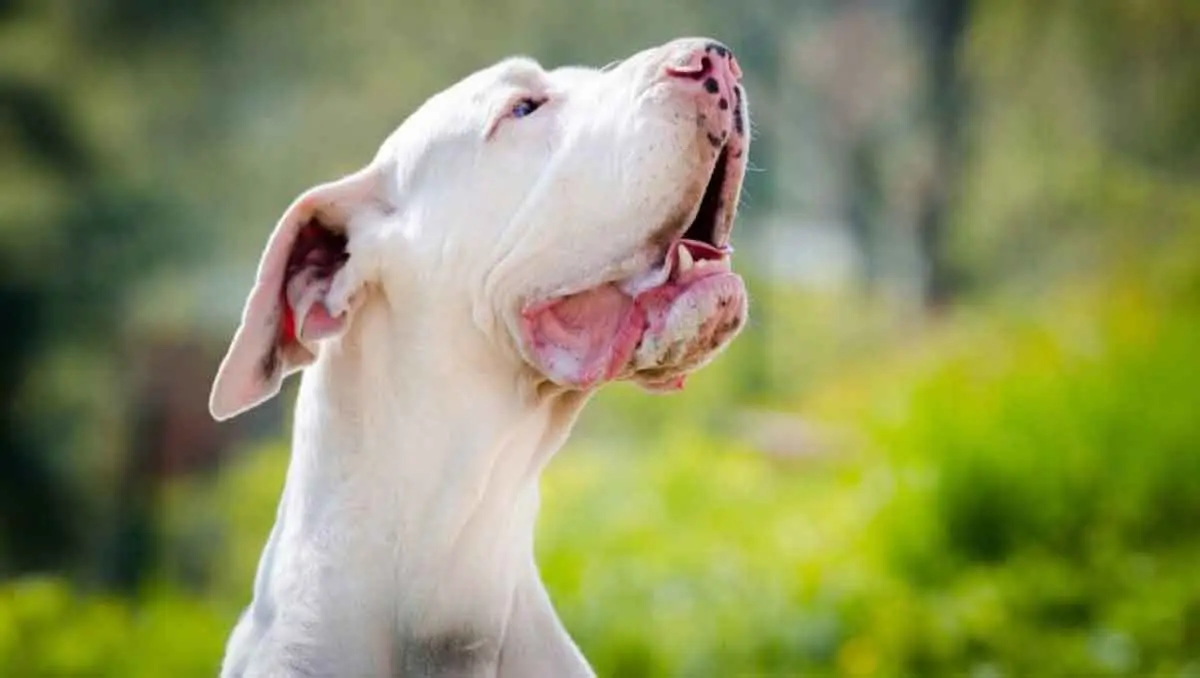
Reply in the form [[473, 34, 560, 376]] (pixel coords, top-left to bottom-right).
[[2, 0, 1199, 676]]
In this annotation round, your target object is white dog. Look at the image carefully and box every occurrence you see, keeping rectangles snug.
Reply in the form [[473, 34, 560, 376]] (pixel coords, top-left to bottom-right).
[[209, 36, 750, 678]]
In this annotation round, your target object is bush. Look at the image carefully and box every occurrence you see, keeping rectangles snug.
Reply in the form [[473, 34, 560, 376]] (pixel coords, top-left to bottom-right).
[[0, 577, 226, 678], [816, 282, 1200, 677]]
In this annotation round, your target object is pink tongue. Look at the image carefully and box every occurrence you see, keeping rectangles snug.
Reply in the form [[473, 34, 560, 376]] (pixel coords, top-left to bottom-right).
[[523, 284, 647, 388], [523, 238, 733, 388], [680, 238, 730, 260]]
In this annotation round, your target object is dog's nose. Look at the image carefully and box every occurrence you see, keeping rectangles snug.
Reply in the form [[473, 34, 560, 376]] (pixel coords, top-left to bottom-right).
[[662, 40, 744, 144], [664, 41, 742, 87]]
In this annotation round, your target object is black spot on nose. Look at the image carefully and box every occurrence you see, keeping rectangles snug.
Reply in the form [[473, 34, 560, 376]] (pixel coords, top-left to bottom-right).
[[706, 132, 722, 148], [718, 98, 728, 110], [703, 77, 720, 94], [705, 42, 730, 58], [733, 89, 745, 135]]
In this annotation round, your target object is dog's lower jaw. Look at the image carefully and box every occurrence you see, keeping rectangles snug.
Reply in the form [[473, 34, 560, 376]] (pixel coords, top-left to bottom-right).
[[221, 300, 595, 678]]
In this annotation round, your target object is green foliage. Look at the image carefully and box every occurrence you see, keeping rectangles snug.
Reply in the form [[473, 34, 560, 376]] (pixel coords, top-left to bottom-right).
[[0, 0, 212, 578], [836, 284, 1200, 676], [0, 578, 226, 678], [956, 0, 1200, 288]]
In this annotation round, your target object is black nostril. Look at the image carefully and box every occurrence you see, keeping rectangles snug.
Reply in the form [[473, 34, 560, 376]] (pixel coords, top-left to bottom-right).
[[667, 52, 714, 80]]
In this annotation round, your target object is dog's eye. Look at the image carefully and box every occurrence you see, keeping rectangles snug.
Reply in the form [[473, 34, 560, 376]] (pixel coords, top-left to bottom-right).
[[510, 97, 544, 119]]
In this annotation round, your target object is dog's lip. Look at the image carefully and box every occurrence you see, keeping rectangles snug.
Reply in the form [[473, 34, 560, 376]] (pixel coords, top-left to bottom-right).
[[619, 239, 730, 296], [700, 86, 749, 249]]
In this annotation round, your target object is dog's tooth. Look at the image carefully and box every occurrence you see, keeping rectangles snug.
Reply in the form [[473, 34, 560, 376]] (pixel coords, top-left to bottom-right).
[[677, 244, 694, 272]]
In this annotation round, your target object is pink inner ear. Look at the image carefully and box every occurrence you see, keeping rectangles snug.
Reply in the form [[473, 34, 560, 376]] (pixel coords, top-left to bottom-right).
[[281, 222, 350, 344], [209, 215, 350, 420], [522, 284, 647, 388]]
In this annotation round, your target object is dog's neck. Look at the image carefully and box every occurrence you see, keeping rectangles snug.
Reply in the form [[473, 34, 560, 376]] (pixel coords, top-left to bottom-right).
[[278, 294, 588, 640]]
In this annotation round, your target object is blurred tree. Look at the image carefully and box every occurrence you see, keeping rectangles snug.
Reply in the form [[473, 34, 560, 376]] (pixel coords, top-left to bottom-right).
[[0, 76, 90, 573], [954, 0, 1200, 288], [1072, 0, 1200, 176], [0, 0, 234, 587], [910, 0, 972, 309]]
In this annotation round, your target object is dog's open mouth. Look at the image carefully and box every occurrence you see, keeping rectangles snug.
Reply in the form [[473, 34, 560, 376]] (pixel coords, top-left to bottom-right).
[[521, 140, 748, 392], [682, 146, 731, 249], [619, 145, 738, 299]]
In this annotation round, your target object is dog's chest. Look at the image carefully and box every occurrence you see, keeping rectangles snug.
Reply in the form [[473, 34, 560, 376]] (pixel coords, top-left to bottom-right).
[[391, 632, 500, 677]]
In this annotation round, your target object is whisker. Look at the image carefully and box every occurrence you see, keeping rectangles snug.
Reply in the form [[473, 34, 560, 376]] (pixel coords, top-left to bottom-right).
[[747, 119, 761, 142], [737, 184, 755, 206]]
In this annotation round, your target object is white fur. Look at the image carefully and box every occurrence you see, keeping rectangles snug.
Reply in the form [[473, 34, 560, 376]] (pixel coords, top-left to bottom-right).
[[212, 37, 749, 677]]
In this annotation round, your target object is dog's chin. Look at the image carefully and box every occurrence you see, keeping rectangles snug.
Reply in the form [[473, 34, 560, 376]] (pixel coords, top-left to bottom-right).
[[622, 254, 747, 392], [519, 245, 746, 392]]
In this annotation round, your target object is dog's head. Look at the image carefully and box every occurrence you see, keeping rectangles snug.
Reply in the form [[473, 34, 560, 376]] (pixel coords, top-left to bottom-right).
[[211, 37, 750, 420]]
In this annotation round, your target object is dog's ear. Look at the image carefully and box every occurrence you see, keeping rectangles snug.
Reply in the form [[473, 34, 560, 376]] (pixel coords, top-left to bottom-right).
[[209, 165, 385, 421]]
